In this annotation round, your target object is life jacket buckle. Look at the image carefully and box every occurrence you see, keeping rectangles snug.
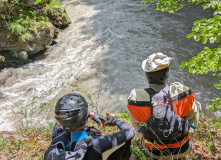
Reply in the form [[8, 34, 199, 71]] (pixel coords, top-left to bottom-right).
[[178, 125, 182, 131], [163, 129, 171, 137]]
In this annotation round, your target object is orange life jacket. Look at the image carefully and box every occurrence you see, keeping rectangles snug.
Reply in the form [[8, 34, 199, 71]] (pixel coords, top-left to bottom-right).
[[128, 85, 194, 149]]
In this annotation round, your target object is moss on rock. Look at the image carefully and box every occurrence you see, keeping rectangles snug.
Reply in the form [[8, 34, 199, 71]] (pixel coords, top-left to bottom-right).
[[0, 0, 71, 65]]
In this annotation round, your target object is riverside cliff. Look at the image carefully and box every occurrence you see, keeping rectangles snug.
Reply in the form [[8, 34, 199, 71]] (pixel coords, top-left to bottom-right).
[[0, 0, 71, 69]]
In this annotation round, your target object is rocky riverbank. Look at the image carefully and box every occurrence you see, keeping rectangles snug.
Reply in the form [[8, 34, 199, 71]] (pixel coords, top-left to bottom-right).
[[0, 0, 71, 69]]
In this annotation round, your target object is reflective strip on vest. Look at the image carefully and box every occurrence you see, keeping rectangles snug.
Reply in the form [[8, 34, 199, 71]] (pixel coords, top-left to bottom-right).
[[142, 133, 190, 149]]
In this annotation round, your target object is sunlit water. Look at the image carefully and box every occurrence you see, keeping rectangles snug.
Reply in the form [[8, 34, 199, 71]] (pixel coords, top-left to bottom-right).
[[0, 0, 220, 131]]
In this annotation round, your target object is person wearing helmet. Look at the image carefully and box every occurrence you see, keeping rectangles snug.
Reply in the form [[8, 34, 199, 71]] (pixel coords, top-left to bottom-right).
[[127, 53, 201, 159], [44, 93, 135, 160]]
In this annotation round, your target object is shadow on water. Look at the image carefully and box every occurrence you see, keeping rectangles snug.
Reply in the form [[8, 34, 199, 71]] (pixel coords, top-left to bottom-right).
[[64, 0, 219, 115]]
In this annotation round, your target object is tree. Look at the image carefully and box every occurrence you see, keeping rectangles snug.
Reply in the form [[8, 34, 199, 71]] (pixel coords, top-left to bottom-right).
[[142, 0, 221, 112]]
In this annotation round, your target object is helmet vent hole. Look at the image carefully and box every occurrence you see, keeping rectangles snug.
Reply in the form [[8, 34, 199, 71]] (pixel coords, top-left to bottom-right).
[[160, 78, 163, 80], [74, 109, 80, 114], [149, 77, 152, 79]]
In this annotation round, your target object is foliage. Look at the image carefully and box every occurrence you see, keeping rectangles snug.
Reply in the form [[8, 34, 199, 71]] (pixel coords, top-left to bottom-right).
[[191, 112, 221, 159], [42, 0, 71, 27], [0, 0, 71, 61], [142, 0, 221, 112], [0, 56, 5, 62], [35, 0, 45, 5], [9, 9, 50, 42], [0, 0, 60, 42], [0, 125, 54, 159], [1, 110, 220, 159], [131, 145, 147, 160]]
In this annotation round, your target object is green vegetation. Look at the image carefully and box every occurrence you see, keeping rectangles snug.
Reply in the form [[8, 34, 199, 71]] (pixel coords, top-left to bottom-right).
[[43, 0, 71, 27], [0, 125, 54, 159], [0, 77, 220, 159], [0, 0, 71, 42], [142, 0, 221, 112], [0, 55, 5, 62], [0, 111, 220, 159], [0, 0, 71, 61]]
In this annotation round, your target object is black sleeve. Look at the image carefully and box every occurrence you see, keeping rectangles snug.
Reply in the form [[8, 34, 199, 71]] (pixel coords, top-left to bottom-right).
[[52, 123, 64, 140], [92, 120, 135, 153], [44, 146, 87, 160]]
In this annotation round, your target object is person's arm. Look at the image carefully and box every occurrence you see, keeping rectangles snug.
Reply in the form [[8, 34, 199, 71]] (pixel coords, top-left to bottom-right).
[[88, 112, 106, 127], [170, 82, 202, 133], [92, 118, 135, 155], [188, 100, 201, 133], [128, 112, 143, 139], [127, 89, 151, 139]]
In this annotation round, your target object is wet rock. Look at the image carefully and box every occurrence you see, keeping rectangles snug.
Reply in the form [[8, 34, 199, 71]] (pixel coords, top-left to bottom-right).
[[0, 1, 55, 57], [18, 51, 28, 61], [27, 28, 55, 56], [0, 2, 6, 14], [0, 26, 55, 57], [0, 0, 70, 69], [11, 51, 18, 59]]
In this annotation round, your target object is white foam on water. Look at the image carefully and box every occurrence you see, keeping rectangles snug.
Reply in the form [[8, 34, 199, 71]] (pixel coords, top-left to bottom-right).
[[0, 0, 219, 131]]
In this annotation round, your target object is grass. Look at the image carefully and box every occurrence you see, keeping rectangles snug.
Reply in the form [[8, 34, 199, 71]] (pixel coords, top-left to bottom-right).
[[189, 112, 221, 160], [0, 111, 220, 160], [0, 127, 52, 160], [1, 80, 220, 159]]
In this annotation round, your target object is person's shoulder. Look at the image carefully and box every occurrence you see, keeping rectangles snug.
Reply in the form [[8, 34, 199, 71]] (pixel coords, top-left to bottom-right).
[[169, 82, 191, 97], [129, 88, 146, 93], [169, 82, 190, 90], [128, 88, 150, 101]]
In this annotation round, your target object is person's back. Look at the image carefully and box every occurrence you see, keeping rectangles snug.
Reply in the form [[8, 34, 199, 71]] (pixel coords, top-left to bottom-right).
[[127, 53, 201, 159], [44, 93, 135, 160]]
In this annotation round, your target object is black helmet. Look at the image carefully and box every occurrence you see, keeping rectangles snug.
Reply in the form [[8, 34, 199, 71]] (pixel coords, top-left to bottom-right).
[[145, 67, 169, 85], [55, 93, 88, 131]]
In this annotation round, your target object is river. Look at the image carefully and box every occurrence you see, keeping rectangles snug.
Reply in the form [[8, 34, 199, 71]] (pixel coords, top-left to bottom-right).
[[0, 0, 219, 131]]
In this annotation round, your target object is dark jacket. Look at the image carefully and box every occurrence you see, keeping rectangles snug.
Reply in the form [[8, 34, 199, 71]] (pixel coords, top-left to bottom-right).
[[44, 120, 135, 160]]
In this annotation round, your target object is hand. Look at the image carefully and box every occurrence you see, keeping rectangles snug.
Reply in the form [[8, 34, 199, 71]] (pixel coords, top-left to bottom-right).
[[89, 112, 106, 127], [104, 117, 116, 127]]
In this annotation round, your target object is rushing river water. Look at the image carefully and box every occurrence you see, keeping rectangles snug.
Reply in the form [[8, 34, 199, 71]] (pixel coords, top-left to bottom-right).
[[0, 0, 220, 131]]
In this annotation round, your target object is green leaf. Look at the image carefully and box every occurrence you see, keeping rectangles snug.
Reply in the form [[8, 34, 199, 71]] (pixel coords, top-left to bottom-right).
[[202, 37, 208, 44], [35, 0, 45, 5], [213, 73, 221, 78], [209, 37, 217, 43], [180, 61, 188, 69], [143, 0, 221, 112], [186, 32, 195, 38]]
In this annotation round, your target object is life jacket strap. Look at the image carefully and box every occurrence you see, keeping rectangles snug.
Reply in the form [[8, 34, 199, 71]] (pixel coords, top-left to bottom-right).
[[143, 133, 190, 149]]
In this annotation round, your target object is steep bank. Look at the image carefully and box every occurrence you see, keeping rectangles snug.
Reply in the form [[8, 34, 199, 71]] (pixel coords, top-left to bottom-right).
[[0, 0, 71, 69]]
